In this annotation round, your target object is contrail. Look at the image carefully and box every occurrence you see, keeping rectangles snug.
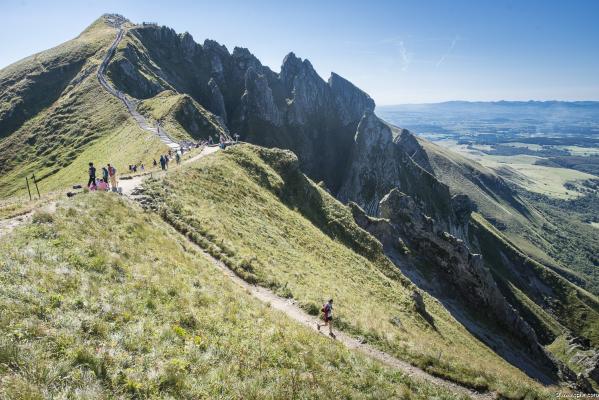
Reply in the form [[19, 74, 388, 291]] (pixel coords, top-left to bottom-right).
[[436, 35, 459, 68]]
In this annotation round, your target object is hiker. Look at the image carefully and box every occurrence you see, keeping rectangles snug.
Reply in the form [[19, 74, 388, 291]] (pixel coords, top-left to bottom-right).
[[153, 159, 157, 168], [97, 179, 109, 191], [108, 163, 118, 190], [159, 155, 166, 170], [317, 299, 335, 338], [208, 135, 213, 145], [175, 151, 181, 165], [141, 163, 145, 172], [87, 162, 96, 188], [165, 155, 170, 169], [102, 166, 109, 183]]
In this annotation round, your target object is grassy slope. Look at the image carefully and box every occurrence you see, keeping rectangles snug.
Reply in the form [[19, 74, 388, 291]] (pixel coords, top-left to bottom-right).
[[420, 139, 599, 296], [419, 138, 599, 341], [143, 144, 552, 399], [418, 139, 558, 262], [0, 17, 168, 199], [0, 19, 114, 138], [518, 190, 599, 295], [0, 193, 467, 399], [471, 213, 599, 346], [138, 90, 226, 142]]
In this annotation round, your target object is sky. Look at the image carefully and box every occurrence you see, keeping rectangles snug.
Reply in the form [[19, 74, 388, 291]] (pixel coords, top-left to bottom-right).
[[1, 0, 598, 104]]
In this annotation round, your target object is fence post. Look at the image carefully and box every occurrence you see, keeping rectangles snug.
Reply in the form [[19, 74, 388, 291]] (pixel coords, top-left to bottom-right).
[[32, 174, 41, 199], [25, 177, 32, 201]]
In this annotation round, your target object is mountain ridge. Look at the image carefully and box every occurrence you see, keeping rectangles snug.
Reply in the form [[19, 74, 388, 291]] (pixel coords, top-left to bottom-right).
[[1, 14, 599, 395]]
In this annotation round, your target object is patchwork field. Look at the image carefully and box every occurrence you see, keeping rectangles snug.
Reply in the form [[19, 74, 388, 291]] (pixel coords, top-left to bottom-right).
[[433, 140, 596, 199]]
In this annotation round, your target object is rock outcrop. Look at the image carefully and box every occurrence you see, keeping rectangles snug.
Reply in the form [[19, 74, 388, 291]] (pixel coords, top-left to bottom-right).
[[338, 111, 474, 239], [351, 189, 572, 384], [241, 67, 283, 127], [207, 78, 227, 122], [329, 72, 375, 126], [109, 28, 375, 190], [100, 20, 599, 389]]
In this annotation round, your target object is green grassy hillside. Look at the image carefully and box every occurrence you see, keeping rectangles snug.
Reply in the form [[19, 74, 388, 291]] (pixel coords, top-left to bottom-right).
[[418, 138, 599, 296], [142, 144, 552, 398], [0, 18, 116, 139], [0, 193, 468, 399], [138, 90, 226, 141], [0, 17, 168, 199], [470, 214, 599, 347]]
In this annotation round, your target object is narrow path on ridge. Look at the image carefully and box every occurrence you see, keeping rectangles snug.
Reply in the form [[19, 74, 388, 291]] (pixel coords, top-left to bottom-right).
[[119, 145, 220, 196], [0, 145, 494, 398], [122, 146, 496, 400], [1, 17, 497, 397], [97, 20, 181, 151], [0, 146, 219, 237]]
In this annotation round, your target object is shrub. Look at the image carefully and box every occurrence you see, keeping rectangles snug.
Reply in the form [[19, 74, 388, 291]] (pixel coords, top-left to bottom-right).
[[31, 211, 53, 224], [302, 302, 321, 316], [72, 348, 108, 380]]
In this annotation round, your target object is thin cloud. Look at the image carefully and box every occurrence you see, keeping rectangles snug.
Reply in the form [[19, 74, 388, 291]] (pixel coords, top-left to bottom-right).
[[398, 40, 413, 71], [436, 35, 460, 68]]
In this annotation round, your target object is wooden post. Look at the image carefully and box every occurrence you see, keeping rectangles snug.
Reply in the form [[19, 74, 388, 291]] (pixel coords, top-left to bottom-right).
[[25, 177, 32, 201], [32, 174, 41, 199]]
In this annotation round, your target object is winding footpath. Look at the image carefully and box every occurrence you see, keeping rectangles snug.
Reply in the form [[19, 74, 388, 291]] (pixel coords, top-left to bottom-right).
[[97, 21, 181, 151], [1, 17, 497, 399], [194, 240, 496, 400], [123, 148, 495, 400], [0, 145, 494, 399]]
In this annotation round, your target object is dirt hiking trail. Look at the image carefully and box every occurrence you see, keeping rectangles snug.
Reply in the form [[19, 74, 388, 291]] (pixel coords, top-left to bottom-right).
[[0, 145, 495, 399]]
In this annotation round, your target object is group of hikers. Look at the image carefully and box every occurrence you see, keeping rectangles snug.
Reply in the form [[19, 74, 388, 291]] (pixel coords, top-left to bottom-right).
[[86, 149, 185, 191], [85, 152, 337, 339], [87, 162, 118, 191], [128, 163, 145, 173], [154, 150, 181, 171], [204, 133, 239, 149]]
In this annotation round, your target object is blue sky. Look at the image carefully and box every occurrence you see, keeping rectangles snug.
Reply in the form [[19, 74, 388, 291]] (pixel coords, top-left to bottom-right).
[[2, 0, 598, 104]]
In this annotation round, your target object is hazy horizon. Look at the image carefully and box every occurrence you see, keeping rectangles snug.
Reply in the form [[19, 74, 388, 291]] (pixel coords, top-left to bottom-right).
[[2, 0, 598, 104], [377, 99, 599, 107]]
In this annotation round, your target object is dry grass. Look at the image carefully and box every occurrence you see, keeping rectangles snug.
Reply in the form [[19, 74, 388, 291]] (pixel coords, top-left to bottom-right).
[[0, 193, 470, 399], [142, 144, 554, 399]]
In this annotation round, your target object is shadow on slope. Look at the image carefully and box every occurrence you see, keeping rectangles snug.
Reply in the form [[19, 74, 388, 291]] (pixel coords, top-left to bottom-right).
[[141, 143, 553, 398]]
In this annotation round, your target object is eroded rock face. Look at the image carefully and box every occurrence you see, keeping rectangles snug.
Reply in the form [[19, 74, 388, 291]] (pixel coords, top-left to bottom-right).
[[328, 72, 375, 126], [111, 29, 375, 190], [379, 189, 539, 343], [338, 111, 399, 215], [241, 67, 283, 127], [352, 189, 566, 383], [557, 335, 599, 386], [207, 78, 227, 122], [338, 112, 474, 239]]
